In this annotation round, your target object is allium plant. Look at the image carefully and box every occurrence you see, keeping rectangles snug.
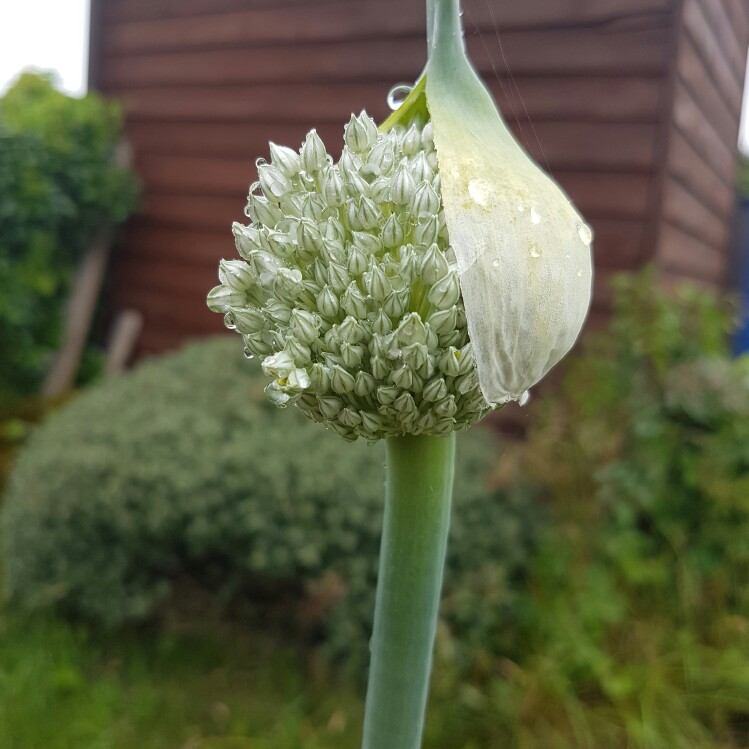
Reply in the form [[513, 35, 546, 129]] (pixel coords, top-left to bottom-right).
[[208, 1, 593, 747]]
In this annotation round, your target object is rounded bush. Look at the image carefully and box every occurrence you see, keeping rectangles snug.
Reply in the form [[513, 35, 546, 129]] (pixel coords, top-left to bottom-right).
[[2, 337, 539, 659]]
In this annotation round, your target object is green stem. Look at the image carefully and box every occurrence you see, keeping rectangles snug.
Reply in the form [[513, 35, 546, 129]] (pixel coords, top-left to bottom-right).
[[426, 0, 464, 57], [362, 433, 456, 749]]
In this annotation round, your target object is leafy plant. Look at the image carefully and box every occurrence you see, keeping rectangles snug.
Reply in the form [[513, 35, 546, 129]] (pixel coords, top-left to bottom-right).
[[1, 337, 540, 668], [0, 71, 138, 398]]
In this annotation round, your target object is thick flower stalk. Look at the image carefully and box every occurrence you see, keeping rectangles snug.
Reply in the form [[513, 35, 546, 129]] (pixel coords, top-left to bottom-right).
[[207, 0, 592, 747]]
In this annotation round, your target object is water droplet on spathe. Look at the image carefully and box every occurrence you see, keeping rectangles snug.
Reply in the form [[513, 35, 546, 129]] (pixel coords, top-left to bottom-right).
[[518, 390, 530, 407], [493, 259, 500, 268], [517, 205, 525, 213], [387, 84, 414, 111], [577, 270, 583, 277], [529, 244, 541, 259], [468, 178, 490, 207], [577, 222, 593, 246], [530, 207, 541, 225]]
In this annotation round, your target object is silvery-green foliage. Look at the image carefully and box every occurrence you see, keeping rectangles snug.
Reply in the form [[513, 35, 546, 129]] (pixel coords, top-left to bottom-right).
[[207, 113, 491, 441]]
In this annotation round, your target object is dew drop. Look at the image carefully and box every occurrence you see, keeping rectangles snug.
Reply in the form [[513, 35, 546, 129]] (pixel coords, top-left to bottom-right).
[[577, 222, 593, 246], [493, 259, 500, 268], [387, 84, 414, 111], [530, 207, 541, 225], [243, 347, 254, 360], [516, 205, 525, 213], [518, 390, 530, 407], [529, 244, 541, 259], [468, 178, 490, 207], [224, 312, 236, 330], [577, 270, 583, 277]]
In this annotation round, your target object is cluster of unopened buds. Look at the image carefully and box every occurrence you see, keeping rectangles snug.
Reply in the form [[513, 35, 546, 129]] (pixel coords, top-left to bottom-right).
[[208, 112, 491, 441]]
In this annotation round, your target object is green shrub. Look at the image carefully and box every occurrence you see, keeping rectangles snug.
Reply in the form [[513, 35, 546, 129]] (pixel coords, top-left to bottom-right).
[[0, 71, 138, 397], [1, 336, 540, 665], [454, 271, 749, 748]]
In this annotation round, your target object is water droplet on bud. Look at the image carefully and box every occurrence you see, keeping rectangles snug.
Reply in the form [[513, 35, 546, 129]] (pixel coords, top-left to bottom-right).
[[243, 347, 254, 359], [577, 222, 593, 246], [518, 390, 530, 406]]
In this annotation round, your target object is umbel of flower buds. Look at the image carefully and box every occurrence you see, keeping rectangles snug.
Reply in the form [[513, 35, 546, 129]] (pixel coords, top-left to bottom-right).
[[208, 114, 490, 441]]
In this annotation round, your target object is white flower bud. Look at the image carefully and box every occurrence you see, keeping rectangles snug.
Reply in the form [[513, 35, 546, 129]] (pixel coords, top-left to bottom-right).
[[390, 161, 416, 205], [368, 139, 395, 175], [318, 395, 343, 419], [246, 191, 282, 227], [347, 244, 369, 276], [347, 197, 380, 231], [383, 288, 409, 318], [376, 385, 400, 406], [439, 346, 461, 377], [274, 267, 304, 300], [297, 218, 324, 258], [340, 342, 365, 369], [330, 364, 356, 394], [219, 259, 255, 291], [327, 262, 350, 294], [269, 141, 301, 177], [338, 316, 367, 344], [258, 163, 291, 200], [344, 111, 378, 153], [371, 310, 393, 335], [426, 305, 457, 335], [422, 377, 448, 402], [316, 285, 339, 319], [401, 124, 422, 157], [427, 272, 461, 309], [266, 230, 295, 259], [341, 282, 368, 319], [265, 299, 292, 324], [352, 231, 382, 256], [262, 350, 296, 379], [232, 222, 262, 260], [301, 129, 328, 173], [412, 181, 440, 218], [354, 370, 376, 397], [371, 356, 390, 379], [389, 366, 414, 390], [433, 394, 457, 418], [207, 284, 245, 312], [402, 342, 428, 370], [321, 168, 346, 207], [229, 305, 265, 334], [366, 264, 392, 301], [382, 214, 405, 249], [396, 313, 427, 345], [309, 362, 332, 393], [369, 177, 392, 204], [414, 215, 440, 247]]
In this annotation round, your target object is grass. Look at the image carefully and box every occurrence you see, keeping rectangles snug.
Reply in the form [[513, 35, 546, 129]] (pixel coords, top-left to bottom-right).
[[0, 610, 365, 749]]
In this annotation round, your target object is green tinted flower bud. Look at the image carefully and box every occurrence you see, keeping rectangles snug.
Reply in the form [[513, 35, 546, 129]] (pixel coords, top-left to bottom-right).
[[457, 342, 475, 375], [341, 282, 368, 319], [401, 124, 422, 157], [382, 214, 405, 249], [352, 231, 382, 256], [366, 264, 392, 301], [348, 197, 380, 231], [249, 251, 281, 286], [355, 370, 376, 397], [371, 310, 393, 335], [340, 342, 365, 369], [410, 152, 433, 184], [383, 288, 409, 318], [218, 259, 255, 291], [402, 342, 428, 371], [309, 362, 332, 393], [286, 337, 312, 366], [339, 407, 362, 428], [360, 411, 385, 433], [327, 421, 357, 441], [389, 366, 413, 390], [427, 272, 461, 309], [433, 394, 457, 418], [318, 395, 343, 419], [376, 385, 400, 406], [258, 163, 291, 200], [301, 129, 328, 172], [439, 346, 461, 377], [391, 161, 416, 205], [274, 267, 304, 300], [371, 356, 390, 379], [369, 177, 392, 203], [232, 222, 261, 259], [243, 332, 272, 357], [412, 181, 440, 218], [396, 313, 427, 345], [426, 305, 457, 335], [207, 284, 245, 312], [297, 218, 324, 258], [327, 261, 350, 294], [338, 316, 367, 344], [347, 244, 369, 276], [392, 392, 418, 424], [265, 299, 292, 324], [423, 377, 448, 402], [266, 230, 295, 259], [330, 364, 356, 394], [246, 191, 282, 227], [345, 111, 378, 153], [414, 215, 440, 247], [316, 285, 339, 319], [321, 168, 346, 207], [230, 305, 265, 334], [368, 139, 395, 175], [269, 141, 301, 177]]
